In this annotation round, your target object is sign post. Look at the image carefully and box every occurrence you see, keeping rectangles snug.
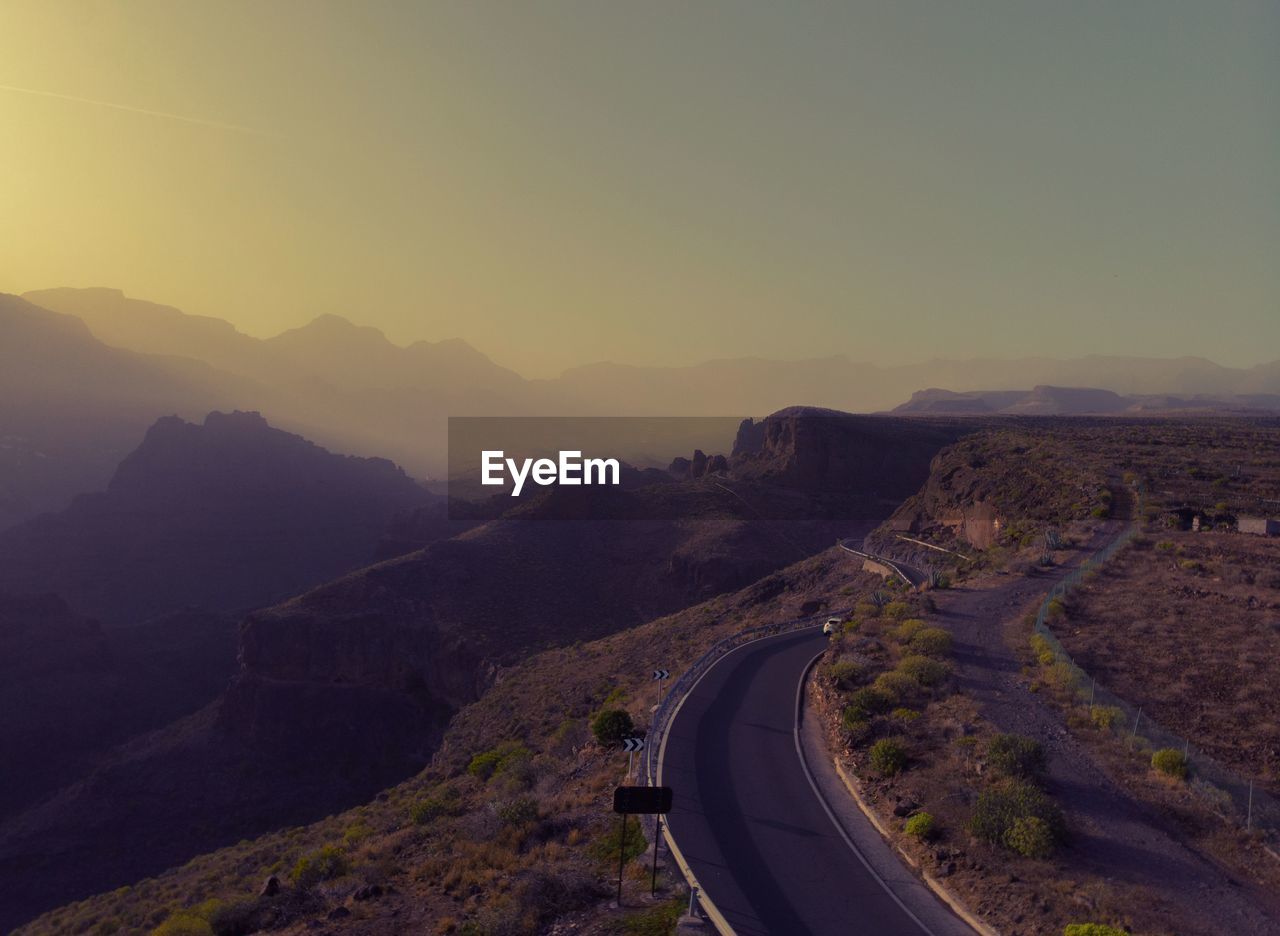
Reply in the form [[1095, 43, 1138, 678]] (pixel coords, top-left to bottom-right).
[[612, 784, 673, 905], [623, 737, 645, 782]]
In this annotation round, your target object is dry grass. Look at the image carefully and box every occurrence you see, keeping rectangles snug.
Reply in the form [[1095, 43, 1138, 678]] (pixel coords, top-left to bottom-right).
[[18, 550, 880, 936], [1058, 530, 1280, 795]]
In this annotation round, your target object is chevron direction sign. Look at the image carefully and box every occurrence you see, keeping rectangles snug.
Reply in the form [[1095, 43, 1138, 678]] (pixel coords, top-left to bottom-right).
[[652, 669, 670, 681], [622, 737, 645, 753], [613, 785, 673, 815]]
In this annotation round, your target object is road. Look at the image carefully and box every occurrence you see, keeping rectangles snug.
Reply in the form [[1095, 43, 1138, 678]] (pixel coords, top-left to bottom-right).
[[659, 626, 964, 936]]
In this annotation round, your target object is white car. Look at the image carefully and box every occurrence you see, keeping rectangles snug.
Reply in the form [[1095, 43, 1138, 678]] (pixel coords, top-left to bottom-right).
[[822, 617, 842, 635]]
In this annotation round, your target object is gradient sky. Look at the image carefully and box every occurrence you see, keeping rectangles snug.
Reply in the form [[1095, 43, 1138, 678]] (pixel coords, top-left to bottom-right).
[[1, 1, 1276, 377]]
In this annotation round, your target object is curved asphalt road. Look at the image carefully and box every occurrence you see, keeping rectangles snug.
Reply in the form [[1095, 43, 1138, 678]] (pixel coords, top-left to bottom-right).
[[660, 627, 947, 936]]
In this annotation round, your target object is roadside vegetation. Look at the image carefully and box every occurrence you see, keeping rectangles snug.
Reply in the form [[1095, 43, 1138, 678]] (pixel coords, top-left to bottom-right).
[[19, 551, 882, 936]]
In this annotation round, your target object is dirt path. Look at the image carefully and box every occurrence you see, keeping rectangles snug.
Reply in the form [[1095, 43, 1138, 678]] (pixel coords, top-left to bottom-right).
[[927, 514, 1280, 935]]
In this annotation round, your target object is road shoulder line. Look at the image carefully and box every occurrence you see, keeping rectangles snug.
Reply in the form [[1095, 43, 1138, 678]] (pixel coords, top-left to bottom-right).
[[796, 653, 997, 936]]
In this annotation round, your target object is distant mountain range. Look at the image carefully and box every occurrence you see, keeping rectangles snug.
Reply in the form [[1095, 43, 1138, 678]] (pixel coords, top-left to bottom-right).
[[5, 286, 1280, 530], [893, 385, 1280, 416]]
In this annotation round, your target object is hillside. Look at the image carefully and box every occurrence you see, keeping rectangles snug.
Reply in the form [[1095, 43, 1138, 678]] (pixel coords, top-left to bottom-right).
[[0, 411, 434, 624], [12, 547, 883, 936], [0, 407, 959, 927], [0, 594, 235, 821]]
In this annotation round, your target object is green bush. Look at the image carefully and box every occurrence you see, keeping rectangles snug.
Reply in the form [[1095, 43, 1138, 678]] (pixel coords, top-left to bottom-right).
[[987, 734, 1046, 779], [588, 817, 648, 866], [410, 794, 452, 825], [290, 845, 349, 889], [591, 709, 635, 747], [896, 655, 950, 688], [1151, 748, 1189, 780], [209, 898, 270, 936], [1005, 815, 1055, 858], [884, 601, 911, 620], [854, 600, 882, 618], [844, 687, 893, 721], [969, 779, 1065, 853], [869, 738, 907, 776], [1063, 925, 1129, 936], [497, 796, 539, 826], [904, 812, 935, 841], [841, 710, 873, 743], [828, 660, 863, 689], [152, 914, 213, 936], [872, 670, 917, 702], [891, 707, 921, 722], [1089, 706, 1124, 731], [908, 627, 953, 658], [467, 740, 532, 781], [892, 618, 928, 642]]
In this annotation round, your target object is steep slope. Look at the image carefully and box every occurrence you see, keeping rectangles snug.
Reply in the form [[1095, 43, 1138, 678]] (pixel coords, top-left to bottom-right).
[[0, 411, 433, 624], [0, 594, 236, 821], [11, 547, 881, 936], [0, 408, 961, 925]]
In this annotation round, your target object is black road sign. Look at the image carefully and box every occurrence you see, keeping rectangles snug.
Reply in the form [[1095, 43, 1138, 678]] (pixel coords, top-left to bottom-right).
[[613, 785, 674, 815], [652, 669, 670, 680], [622, 737, 645, 752]]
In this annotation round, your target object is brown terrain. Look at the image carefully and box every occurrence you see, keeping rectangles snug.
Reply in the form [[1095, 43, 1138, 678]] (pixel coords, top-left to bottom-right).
[[8, 408, 1280, 935], [0, 408, 964, 931], [15, 549, 885, 936], [1055, 531, 1280, 796]]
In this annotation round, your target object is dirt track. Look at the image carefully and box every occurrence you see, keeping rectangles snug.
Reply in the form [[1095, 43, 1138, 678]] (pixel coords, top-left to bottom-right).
[[928, 514, 1280, 935]]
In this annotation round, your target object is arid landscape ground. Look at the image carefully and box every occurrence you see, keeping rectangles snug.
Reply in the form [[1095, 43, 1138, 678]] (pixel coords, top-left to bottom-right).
[[5, 407, 1279, 936]]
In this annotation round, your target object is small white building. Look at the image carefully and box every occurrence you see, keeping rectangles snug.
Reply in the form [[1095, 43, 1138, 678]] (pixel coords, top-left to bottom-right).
[[1238, 515, 1280, 537]]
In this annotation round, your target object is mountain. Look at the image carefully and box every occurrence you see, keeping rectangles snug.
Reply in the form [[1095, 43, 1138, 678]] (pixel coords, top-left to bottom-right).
[[21, 289, 531, 478], [17, 288, 1280, 492], [0, 594, 236, 821], [0, 411, 434, 624], [0, 408, 965, 926], [0, 293, 263, 531], [893, 385, 1280, 416]]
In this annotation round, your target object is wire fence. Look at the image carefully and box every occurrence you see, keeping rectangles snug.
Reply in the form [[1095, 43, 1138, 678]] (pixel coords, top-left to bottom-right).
[[1032, 498, 1280, 835]]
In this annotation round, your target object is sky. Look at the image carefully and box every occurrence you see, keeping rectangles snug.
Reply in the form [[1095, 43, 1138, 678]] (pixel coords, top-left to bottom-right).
[[1, 1, 1276, 378]]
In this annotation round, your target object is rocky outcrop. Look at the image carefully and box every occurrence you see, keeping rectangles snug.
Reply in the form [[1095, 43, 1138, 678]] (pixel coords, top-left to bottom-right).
[[0, 411, 432, 623], [729, 407, 964, 497]]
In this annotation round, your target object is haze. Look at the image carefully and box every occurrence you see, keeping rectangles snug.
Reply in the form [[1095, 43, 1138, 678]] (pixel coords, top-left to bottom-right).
[[1, 1, 1276, 377]]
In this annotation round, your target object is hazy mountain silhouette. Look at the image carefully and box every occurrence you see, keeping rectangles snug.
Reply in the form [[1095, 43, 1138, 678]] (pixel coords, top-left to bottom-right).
[[15, 287, 1280, 494], [894, 385, 1280, 416], [0, 293, 268, 531], [0, 411, 433, 624]]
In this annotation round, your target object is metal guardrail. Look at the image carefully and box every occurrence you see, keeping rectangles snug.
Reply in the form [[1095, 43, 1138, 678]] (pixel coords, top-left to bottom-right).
[[836, 541, 922, 588], [641, 610, 844, 932], [643, 609, 839, 787]]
